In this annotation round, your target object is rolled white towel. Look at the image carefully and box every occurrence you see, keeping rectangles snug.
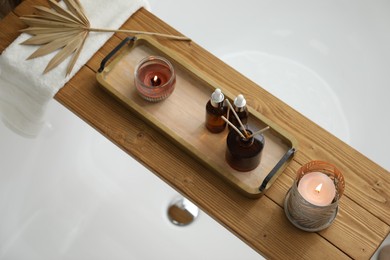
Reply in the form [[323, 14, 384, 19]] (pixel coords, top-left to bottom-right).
[[0, 0, 150, 137]]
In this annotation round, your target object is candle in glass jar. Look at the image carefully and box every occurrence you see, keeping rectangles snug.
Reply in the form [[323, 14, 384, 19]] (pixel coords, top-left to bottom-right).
[[134, 56, 176, 102], [297, 171, 336, 206]]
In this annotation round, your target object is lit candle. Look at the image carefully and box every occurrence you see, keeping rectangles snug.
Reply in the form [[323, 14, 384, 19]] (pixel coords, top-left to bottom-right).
[[134, 56, 176, 102], [297, 171, 336, 206], [151, 75, 162, 86]]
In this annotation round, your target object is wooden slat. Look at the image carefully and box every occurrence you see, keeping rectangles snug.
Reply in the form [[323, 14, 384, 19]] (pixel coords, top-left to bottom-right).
[[0, 0, 52, 53], [266, 160, 390, 259], [12, 0, 50, 16], [289, 119, 390, 226], [0, 12, 25, 53], [1, 1, 390, 259]]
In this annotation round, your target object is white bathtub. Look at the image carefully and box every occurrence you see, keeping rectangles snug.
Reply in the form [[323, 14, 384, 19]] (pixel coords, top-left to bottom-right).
[[149, 0, 390, 172], [0, 101, 261, 259], [1, 0, 389, 259]]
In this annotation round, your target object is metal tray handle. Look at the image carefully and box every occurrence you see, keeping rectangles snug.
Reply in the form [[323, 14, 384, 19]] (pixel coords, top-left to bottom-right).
[[98, 36, 137, 73], [259, 147, 296, 192]]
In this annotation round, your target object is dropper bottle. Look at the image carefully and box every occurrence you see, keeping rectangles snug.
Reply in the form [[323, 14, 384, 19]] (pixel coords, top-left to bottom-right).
[[228, 94, 249, 129], [205, 88, 227, 133]]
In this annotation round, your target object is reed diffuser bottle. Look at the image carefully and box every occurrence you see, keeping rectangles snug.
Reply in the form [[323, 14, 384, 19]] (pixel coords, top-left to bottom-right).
[[228, 94, 249, 129], [225, 128, 265, 172], [205, 88, 227, 133]]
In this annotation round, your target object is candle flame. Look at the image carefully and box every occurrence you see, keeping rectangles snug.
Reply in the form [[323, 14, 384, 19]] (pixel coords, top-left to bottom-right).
[[150, 75, 161, 87], [315, 183, 323, 193]]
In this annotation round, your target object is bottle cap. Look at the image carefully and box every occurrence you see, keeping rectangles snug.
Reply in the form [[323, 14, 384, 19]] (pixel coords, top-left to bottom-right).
[[234, 94, 246, 108], [211, 88, 224, 103]]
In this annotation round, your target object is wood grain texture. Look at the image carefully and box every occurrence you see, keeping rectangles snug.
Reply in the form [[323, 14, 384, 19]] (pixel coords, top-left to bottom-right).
[[1, 2, 390, 259], [97, 37, 295, 197], [0, 12, 25, 53]]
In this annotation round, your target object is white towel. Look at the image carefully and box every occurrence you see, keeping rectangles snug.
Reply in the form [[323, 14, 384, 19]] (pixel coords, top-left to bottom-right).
[[0, 0, 150, 137]]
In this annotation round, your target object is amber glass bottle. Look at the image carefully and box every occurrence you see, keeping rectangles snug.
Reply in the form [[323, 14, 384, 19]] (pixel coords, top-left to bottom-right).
[[205, 88, 227, 133], [225, 128, 265, 172], [228, 94, 249, 129]]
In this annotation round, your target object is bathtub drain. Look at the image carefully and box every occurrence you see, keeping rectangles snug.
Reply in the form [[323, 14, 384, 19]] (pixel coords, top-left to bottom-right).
[[167, 197, 199, 226]]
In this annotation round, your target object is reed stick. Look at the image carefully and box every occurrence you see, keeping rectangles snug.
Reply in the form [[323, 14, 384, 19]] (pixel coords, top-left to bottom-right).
[[87, 27, 191, 41], [225, 100, 230, 124], [247, 126, 270, 138], [221, 116, 246, 139], [225, 99, 248, 137]]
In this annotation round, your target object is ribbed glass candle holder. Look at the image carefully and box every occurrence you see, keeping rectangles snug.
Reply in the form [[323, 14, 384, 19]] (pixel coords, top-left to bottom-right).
[[284, 161, 345, 232], [134, 56, 176, 102]]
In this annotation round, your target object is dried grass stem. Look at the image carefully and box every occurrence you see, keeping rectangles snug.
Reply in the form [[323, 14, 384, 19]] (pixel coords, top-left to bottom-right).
[[87, 27, 191, 41]]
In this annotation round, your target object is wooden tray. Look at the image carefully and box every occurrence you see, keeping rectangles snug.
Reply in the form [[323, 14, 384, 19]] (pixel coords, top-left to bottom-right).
[[96, 36, 297, 198]]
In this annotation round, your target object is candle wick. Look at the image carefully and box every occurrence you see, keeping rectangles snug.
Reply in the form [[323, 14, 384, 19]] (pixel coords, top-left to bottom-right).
[[151, 75, 161, 86]]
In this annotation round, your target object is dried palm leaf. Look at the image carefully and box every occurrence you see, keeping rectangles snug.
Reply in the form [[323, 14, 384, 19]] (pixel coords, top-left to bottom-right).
[[26, 31, 82, 59], [20, 0, 190, 75]]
